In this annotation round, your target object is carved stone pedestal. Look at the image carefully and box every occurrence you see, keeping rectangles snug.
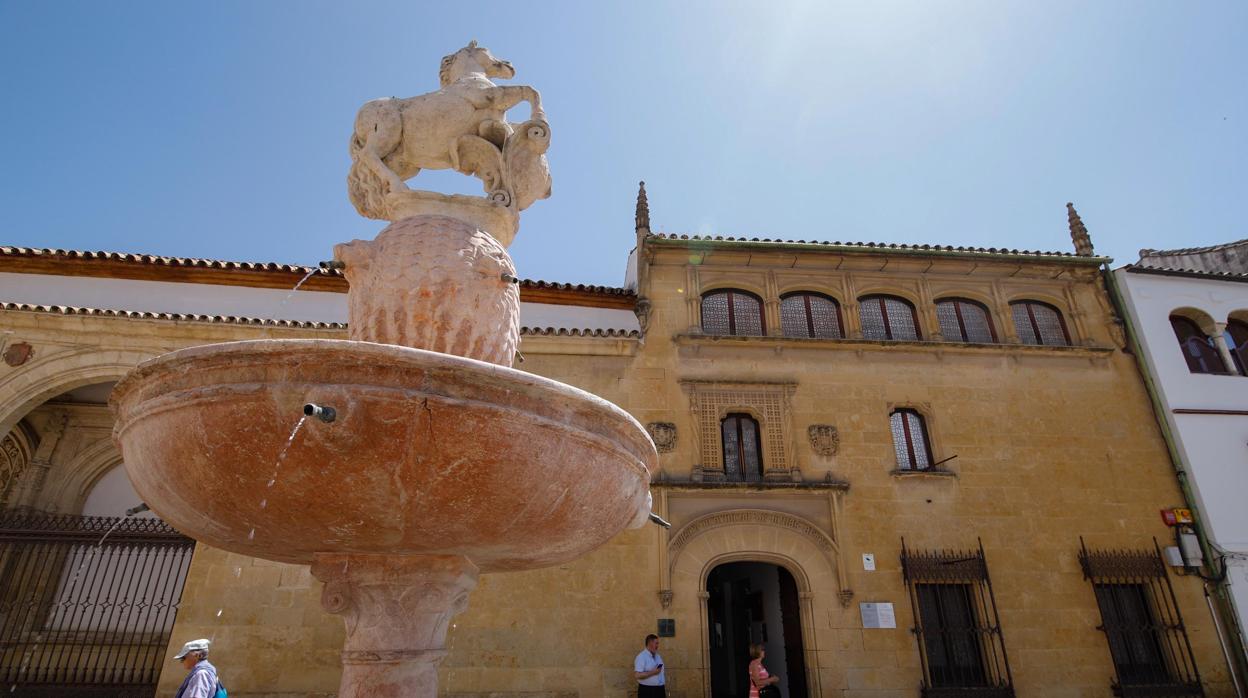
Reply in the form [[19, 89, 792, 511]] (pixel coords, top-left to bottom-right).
[[311, 554, 479, 698]]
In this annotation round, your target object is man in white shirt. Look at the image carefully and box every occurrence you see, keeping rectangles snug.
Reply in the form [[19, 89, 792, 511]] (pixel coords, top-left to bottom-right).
[[634, 633, 666, 697]]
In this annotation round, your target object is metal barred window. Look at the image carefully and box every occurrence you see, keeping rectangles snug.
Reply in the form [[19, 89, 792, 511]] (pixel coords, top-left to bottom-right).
[[936, 298, 997, 343], [1227, 320, 1248, 376], [720, 413, 762, 482], [1078, 539, 1204, 697], [0, 514, 195, 697], [1010, 300, 1071, 346], [780, 292, 844, 339], [890, 409, 933, 471], [859, 294, 921, 340], [701, 290, 764, 336], [901, 540, 1015, 698], [1169, 316, 1229, 375]]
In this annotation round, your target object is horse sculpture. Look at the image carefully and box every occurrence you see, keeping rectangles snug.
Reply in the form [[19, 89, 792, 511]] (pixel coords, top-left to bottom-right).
[[347, 41, 550, 221]]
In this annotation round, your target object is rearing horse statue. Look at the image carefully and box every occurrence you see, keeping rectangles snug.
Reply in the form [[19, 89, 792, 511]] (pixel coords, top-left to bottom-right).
[[347, 41, 546, 220]]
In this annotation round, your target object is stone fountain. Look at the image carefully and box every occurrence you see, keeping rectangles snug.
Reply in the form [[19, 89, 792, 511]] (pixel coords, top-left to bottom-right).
[[110, 42, 657, 697]]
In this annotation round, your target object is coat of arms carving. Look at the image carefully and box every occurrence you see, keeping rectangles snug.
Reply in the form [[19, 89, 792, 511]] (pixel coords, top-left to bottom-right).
[[646, 422, 677, 453], [807, 424, 839, 457]]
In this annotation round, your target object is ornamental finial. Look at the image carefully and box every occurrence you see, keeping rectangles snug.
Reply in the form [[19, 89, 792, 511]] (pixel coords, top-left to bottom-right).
[[635, 181, 650, 232], [1067, 202, 1094, 256]]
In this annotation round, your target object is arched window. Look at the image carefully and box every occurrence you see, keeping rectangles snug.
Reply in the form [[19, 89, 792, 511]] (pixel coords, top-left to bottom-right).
[[1227, 319, 1248, 376], [701, 289, 764, 336], [780, 292, 844, 339], [1170, 316, 1228, 374], [859, 295, 921, 341], [935, 298, 997, 343], [721, 413, 762, 482], [890, 409, 933, 471], [1010, 300, 1071, 346]]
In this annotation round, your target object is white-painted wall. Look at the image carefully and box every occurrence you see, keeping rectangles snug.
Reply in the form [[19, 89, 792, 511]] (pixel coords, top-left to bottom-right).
[[1114, 267, 1248, 643], [0, 271, 639, 331]]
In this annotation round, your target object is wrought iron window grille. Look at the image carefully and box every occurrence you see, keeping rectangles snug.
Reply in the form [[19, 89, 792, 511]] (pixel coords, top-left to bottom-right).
[[0, 514, 195, 696], [1078, 538, 1204, 697], [901, 539, 1015, 698]]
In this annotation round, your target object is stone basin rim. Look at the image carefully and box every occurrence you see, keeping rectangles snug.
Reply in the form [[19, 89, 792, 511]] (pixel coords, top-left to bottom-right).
[[110, 338, 653, 451]]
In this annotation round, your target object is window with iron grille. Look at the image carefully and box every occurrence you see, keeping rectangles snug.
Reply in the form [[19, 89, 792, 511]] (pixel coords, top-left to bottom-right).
[[780, 292, 844, 339], [1010, 300, 1071, 346], [859, 294, 921, 340], [936, 298, 997, 343], [720, 413, 763, 482], [1078, 539, 1204, 697], [701, 289, 764, 336], [1169, 316, 1229, 375], [901, 540, 1015, 698], [1222, 319, 1247, 376], [890, 409, 933, 471]]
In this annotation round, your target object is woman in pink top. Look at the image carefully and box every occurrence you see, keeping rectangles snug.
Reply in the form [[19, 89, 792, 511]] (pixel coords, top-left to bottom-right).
[[748, 643, 780, 698]]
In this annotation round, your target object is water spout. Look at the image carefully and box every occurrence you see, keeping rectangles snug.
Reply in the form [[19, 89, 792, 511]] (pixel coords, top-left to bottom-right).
[[125, 503, 151, 517], [500, 273, 520, 284], [320, 260, 346, 270], [303, 403, 337, 423]]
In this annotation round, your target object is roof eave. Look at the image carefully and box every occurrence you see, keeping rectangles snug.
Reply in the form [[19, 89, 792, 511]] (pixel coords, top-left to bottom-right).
[[646, 236, 1111, 265]]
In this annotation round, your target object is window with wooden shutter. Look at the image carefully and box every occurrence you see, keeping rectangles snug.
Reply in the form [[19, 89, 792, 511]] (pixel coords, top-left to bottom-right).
[[1169, 315, 1228, 375], [859, 295, 921, 341], [1010, 300, 1071, 346], [936, 298, 997, 343], [890, 409, 933, 471], [701, 290, 764, 336], [720, 413, 763, 482], [780, 292, 844, 339]]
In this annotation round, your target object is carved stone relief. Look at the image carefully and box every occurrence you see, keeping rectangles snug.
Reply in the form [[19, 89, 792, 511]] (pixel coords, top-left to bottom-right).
[[807, 424, 839, 457], [646, 422, 677, 453]]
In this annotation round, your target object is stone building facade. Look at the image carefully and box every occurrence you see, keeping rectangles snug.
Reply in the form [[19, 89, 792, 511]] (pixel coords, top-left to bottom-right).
[[0, 200, 1239, 696]]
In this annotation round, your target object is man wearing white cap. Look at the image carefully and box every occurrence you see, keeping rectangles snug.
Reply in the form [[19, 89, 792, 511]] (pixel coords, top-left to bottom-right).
[[172, 638, 225, 698]]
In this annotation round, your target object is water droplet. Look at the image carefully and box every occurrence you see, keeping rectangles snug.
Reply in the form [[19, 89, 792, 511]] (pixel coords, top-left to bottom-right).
[[248, 528, 255, 540], [259, 499, 267, 509], [267, 479, 276, 488], [216, 609, 223, 617], [233, 567, 242, 578]]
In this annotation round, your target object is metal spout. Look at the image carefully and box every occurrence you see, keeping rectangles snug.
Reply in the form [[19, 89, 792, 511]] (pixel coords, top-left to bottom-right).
[[125, 503, 151, 517], [319, 260, 346, 270], [648, 512, 672, 529], [501, 273, 520, 284], [303, 403, 337, 423]]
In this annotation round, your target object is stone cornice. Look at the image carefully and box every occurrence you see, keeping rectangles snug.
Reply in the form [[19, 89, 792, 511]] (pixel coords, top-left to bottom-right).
[[673, 333, 1117, 357]]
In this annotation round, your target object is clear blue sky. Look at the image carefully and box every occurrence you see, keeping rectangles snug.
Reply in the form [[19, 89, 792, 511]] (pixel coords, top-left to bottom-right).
[[2, 1, 1244, 286]]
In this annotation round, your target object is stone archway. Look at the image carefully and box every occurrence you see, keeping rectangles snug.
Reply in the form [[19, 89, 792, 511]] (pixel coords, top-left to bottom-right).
[[667, 509, 846, 698], [0, 345, 158, 436]]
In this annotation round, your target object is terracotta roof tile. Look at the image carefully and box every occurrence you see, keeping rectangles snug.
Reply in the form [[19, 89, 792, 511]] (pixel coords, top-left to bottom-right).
[[0, 246, 635, 296], [0, 301, 640, 335], [1121, 264, 1248, 282], [1138, 238, 1248, 257], [645, 232, 1095, 260], [0, 301, 347, 328]]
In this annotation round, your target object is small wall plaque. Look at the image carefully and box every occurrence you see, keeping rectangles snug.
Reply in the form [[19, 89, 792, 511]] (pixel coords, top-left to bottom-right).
[[859, 602, 896, 629], [657, 618, 675, 637]]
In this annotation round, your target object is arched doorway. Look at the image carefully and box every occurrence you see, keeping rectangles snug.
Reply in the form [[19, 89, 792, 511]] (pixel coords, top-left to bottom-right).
[[707, 561, 808, 698], [1, 381, 194, 696]]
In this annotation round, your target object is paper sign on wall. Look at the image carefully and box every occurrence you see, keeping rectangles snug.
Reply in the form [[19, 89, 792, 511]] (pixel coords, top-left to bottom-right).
[[862, 553, 875, 571], [859, 602, 896, 629]]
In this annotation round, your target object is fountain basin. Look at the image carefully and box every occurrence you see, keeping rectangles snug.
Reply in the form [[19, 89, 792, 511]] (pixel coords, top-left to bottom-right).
[[110, 339, 655, 571]]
